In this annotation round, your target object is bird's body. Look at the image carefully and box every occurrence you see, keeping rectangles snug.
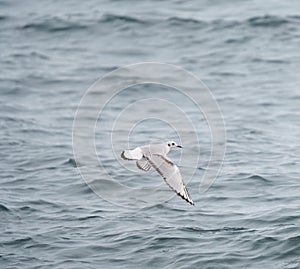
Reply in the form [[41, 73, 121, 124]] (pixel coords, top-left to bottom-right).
[[121, 141, 194, 205]]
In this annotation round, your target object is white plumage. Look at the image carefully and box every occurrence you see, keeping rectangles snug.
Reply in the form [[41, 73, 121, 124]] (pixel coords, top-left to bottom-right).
[[121, 141, 194, 205]]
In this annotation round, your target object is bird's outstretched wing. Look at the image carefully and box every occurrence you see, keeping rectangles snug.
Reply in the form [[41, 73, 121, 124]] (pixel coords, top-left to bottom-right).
[[121, 147, 143, 160], [145, 154, 194, 205]]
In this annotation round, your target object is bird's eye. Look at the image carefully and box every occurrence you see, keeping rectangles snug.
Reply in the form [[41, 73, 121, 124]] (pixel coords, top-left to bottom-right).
[[172, 143, 175, 146], [168, 143, 171, 147]]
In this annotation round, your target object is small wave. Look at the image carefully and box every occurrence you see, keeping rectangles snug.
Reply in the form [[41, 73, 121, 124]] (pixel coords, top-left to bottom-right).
[[21, 16, 88, 32], [236, 173, 272, 183], [210, 71, 247, 77], [180, 226, 251, 234], [247, 15, 289, 27], [167, 16, 204, 26], [1, 87, 24, 96], [63, 158, 77, 167], [282, 260, 300, 269], [24, 243, 50, 249], [0, 204, 9, 212], [99, 13, 147, 24], [0, 15, 7, 21], [2, 236, 34, 246], [165, 15, 298, 31], [26, 199, 61, 208], [77, 215, 102, 221], [17, 205, 39, 213], [61, 182, 93, 195], [225, 36, 251, 44], [251, 57, 289, 64], [246, 174, 271, 183]]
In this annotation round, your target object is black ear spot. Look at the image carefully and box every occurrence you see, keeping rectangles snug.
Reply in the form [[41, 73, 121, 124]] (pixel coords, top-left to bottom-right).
[[172, 142, 175, 146], [168, 143, 171, 147]]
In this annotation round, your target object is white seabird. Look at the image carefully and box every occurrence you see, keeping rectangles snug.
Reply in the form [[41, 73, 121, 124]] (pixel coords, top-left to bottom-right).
[[121, 141, 194, 205]]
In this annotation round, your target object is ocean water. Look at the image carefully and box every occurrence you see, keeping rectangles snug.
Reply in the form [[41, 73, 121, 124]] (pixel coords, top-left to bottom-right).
[[1, 0, 300, 268]]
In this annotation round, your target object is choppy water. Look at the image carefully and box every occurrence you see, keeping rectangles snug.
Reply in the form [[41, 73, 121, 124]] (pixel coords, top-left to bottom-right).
[[1, 0, 300, 268]]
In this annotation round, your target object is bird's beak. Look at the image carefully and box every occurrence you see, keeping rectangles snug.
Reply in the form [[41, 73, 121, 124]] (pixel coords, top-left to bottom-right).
[[177, 145, 182, 148]]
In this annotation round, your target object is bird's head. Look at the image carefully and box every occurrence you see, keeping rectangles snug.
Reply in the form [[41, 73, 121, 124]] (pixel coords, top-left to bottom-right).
[[166, 141, 182, 149]]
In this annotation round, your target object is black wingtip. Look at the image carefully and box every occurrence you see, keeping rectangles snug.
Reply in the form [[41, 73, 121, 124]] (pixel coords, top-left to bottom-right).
[[172, 189, 194, 206], [121, 151, 129, 160], [184, 196, 195, 206]]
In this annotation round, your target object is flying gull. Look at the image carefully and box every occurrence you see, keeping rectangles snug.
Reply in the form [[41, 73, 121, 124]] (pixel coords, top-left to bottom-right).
[[121, 141, 194, 205]]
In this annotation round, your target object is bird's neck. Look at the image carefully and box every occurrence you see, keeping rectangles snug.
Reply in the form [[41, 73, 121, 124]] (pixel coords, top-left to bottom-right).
[[165, 145, 171, 155]]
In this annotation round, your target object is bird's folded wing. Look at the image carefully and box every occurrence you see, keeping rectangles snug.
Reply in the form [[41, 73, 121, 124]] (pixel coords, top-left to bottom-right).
[[145, 154, 194, 205]]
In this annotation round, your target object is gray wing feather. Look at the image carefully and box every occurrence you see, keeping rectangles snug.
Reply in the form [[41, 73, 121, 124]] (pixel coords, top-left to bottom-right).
[[145, 154, 194, 205], [136, 158, 152, 171]]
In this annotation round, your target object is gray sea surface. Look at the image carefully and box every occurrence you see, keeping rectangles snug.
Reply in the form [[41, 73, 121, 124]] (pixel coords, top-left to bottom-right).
[[1, 0, 300, 268]]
